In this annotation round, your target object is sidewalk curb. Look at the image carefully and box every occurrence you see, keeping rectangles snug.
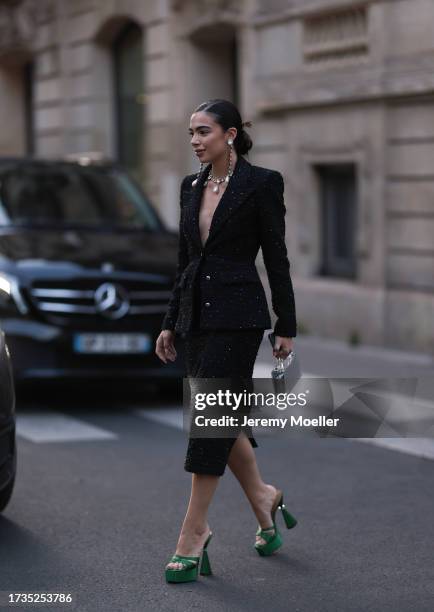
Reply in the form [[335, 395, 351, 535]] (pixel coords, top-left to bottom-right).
[[263, 334, 434, 366]]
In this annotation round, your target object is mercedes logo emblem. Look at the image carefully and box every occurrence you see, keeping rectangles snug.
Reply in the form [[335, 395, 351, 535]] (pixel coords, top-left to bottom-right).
[[94, 282, 130, 319]]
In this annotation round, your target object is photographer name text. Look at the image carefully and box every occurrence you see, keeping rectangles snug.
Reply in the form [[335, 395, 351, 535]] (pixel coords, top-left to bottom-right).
[[194, 415, 339, 428]]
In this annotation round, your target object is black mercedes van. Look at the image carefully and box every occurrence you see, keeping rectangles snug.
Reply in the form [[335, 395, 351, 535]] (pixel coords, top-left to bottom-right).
[[0, 156, 184, 389]]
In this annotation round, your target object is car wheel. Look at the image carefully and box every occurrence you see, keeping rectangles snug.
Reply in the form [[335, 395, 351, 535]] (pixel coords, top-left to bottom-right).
[[0, 446, 16, 513]]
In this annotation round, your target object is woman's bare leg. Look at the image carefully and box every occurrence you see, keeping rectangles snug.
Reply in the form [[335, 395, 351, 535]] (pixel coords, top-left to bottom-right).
[[227, 432, 278, 545], [166, 473, 219, 569]]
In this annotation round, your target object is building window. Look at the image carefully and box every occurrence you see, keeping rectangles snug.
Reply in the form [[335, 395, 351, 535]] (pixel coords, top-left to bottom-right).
[[112, 22, 144, 179], [24, 60, 35, 155], [316, 164, 357, 279], [303, 6, 368, 65]]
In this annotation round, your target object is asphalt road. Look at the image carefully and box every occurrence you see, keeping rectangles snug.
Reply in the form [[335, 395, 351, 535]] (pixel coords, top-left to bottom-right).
[[1, 336, 433, 612]]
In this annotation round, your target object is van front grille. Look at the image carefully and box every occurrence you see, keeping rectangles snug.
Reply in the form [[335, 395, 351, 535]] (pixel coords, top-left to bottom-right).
[[27, 279, 172, 321]]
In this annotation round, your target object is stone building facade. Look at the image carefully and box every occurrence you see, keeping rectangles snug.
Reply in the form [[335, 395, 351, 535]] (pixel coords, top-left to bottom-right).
[[0, 0, 433, 354]]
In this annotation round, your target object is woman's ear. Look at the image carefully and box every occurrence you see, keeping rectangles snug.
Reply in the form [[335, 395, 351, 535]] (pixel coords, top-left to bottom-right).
[[227, 127, 237, 142]]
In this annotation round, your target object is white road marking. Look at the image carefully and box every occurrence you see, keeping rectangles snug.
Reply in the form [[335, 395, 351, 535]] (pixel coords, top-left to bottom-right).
[[16, 412, 117, 443], [351, 437, 434, 460], [134, 407, 183, 430]]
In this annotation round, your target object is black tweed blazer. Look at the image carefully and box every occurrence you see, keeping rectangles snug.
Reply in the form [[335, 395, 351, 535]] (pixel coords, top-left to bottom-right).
[[161, 155, 297, 337]]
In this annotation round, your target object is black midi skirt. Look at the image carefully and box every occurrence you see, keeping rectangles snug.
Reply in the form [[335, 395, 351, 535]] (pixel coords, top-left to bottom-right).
[[182, 280, 265, 476]]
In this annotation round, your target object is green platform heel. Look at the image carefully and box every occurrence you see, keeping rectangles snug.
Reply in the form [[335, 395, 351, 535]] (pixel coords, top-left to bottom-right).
[[254, 489, 297, 557], [165, 532, 213, 583]]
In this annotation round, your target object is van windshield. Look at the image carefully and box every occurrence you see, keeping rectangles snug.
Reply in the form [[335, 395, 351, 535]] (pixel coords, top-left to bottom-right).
[[0, 162, 162, 230]]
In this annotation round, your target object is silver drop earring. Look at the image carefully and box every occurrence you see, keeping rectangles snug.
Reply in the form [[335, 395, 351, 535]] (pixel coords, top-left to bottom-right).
[[191, 162, 204, 187]]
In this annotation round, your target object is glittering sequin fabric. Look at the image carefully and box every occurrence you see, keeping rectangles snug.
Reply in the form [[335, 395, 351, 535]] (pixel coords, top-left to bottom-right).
[[183, 284, 264, 476], [161, 155, 297, 338]]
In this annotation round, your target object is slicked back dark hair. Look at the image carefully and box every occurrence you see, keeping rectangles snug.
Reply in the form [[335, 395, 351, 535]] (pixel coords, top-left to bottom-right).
[[193, 98, 253, 156]]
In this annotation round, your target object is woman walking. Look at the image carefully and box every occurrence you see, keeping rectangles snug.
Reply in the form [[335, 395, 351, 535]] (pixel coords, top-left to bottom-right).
[[155, 99, 298, 583]]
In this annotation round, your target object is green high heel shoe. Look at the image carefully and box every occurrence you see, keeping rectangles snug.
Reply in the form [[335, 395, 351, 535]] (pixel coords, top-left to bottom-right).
[[165, 532, 213, 583], [254, 489, 297, 557]]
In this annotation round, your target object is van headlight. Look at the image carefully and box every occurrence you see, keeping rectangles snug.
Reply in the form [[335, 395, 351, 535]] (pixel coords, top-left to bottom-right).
[[0, 273, 29, 315]]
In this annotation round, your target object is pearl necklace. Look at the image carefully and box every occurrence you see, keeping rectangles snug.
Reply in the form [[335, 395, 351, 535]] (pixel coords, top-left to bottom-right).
[[192, 143, 234, 193]]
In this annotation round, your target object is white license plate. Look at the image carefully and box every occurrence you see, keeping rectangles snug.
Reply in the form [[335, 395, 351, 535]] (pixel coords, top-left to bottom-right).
[[73, 333, 151, 354]]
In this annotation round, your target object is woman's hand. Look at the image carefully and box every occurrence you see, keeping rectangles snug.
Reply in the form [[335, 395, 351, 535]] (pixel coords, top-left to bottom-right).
[[155, 330, 177, 364], [272, 335, 294, 359]]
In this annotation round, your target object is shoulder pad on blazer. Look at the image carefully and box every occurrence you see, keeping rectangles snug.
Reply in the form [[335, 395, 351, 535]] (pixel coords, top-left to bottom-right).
[[250, 165, 280, 190]]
